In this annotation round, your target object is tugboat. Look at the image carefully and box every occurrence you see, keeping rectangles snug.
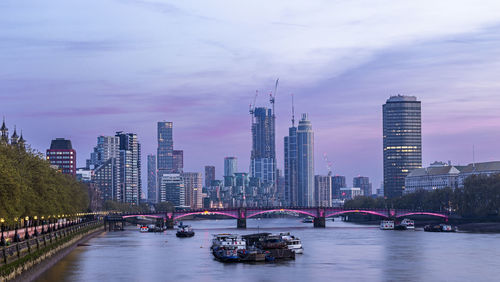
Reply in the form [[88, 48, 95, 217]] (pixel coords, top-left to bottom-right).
[[280, 232, 304, 254], [176, 222, 195, 237], [380, 220, 395, 230], [400, 218, 415, 230]]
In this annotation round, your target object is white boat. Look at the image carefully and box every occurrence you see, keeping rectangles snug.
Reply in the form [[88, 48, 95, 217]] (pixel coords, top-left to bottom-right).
[[280, 232, 303, 254], [139, 225, 149, 232], [211, 234, 246, 251], [400, 218, 415, 230], [380, 220, 394, 230]]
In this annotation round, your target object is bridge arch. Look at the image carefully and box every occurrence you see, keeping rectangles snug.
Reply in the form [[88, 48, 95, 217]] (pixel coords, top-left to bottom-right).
[[247, 209, 316, 218], [122, 214, 164, 219], [325, 210, 388, 218], [173, 211, 239, 220], [396, 212, 448, 219]]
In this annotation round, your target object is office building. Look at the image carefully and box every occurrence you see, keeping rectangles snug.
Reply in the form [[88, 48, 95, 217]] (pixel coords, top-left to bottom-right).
[[284, 122, 298, 206], [46, 138, 76, 176], [332, 175, 346, 199], [159, 173, 185, 206], [353, 176, 372, 197], [250, 107, 276, 188], [383, 95, 422, 198], [173, 150, 183, 173], [157, 121, 174, 173]]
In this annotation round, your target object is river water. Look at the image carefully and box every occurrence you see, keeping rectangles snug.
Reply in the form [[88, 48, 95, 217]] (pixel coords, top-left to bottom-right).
[[36, 218, 500, 282]]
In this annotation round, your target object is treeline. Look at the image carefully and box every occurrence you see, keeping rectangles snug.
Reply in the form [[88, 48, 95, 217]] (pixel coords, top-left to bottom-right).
[[344, 174, 500, 218], [103, 201, 174, 213], [0, 145, 89, 224]]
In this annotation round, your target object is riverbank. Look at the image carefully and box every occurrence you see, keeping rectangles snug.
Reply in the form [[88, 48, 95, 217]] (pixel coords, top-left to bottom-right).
[[457, 222, 500, 233], [0, 221, 103, 282]]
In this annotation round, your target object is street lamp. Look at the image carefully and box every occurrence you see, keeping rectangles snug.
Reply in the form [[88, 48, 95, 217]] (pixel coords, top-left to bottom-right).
[[33, 216, 39, 237], [0, 218, 5, 246], [41, 216, 45, 234], [13, 217, 20, 242], [24, 216, 29, 240]]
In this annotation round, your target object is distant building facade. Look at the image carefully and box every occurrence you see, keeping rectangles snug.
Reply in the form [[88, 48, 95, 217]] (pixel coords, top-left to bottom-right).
[[331, 175, 346, 199], [46, 138, 76, 176], [204, 165, 215, 187], [88, 136, 121, 203], [457, 161, 500, 188], [353, 176, 372, 197], [405, 161, 460, 194], [116, 131, 141, 205], [157, 121, 173, 173], [284, 122, 298, 206], [383, 95, 422, 198], [159, 173, 185, 206], [173, 150, 184, 173], [250, 107, 276, 192], [182, 172, 203, 209], [340, 187, 362, 200], [315, 175, 332, 207], [297, 114, 314, 206], [147, 154, 157, 203]]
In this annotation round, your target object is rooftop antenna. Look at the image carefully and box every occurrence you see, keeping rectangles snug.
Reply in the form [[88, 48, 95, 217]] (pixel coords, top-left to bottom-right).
[[291, 93, 295, 127]]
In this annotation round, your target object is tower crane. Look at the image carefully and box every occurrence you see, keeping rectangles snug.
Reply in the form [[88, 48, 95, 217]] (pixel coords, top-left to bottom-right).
[[269, 78, 279, 116], [323, 153, 333, 176]]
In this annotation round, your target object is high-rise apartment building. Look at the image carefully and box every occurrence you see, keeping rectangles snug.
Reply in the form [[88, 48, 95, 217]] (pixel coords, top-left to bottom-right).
[[315, 175, 332, 207], [46, 138, 76, 176], [147, 154, 157, 203], [284, 122, 298, 206], [88, 136, 121, 203], [250, 107, 276, 187], [224, 157, 237, 177], [116, 131, 141, 205], [383, 95, 422, 198], [157, 121, 173, 173], [353, 176, 372, 196], [173, 150, 184, 173], [159, 173, 185, 206], [204, 165, 215, 187], [331, 175, 346, 199], [297, 114, 314, 206], [182, 172, 203, 209]]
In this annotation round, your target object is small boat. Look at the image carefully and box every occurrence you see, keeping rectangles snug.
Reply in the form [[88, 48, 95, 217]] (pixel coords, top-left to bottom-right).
[[211, 234, 246, 262], [380, 220, 394, 230], [280, 232, 303, 254], [424, 224, 455, 232], [440, 224, 456, 232], [176, 222, 195, 237], [139, 225, 149, 233], [400, 218, 415, 230], [302, 217, 313, 223]]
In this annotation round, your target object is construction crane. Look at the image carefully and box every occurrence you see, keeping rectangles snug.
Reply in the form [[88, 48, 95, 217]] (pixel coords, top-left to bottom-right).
[[291, 93, 295, 127], [323, 153, 333, 176], [249, 90, 258, 123], [269, 78, 279, 116]]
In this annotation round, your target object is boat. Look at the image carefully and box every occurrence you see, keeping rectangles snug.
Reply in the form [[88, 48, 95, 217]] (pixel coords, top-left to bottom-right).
[[400, 218, 415, 230], [211, 234, 246, 262], [302, 217, 313, 223], [424, 224, 456, 232], [176, 222, 195, 237], [139, 225, 149, 233], [380, 220, 394, 230], [241, 233, 295, 260], [280, 232, 304, 254]]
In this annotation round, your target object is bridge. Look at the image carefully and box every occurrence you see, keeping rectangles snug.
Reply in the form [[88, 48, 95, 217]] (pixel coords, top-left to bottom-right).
[[114, 207, 450, 228]]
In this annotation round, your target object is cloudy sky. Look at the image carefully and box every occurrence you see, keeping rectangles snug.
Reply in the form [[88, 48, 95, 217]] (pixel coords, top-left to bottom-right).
[[2, 0, 500, 190]]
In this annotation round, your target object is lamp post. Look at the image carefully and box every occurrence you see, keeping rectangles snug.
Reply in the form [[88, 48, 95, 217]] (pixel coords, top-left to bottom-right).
[[0, 218, 5, 246], [13, 217, 20, 243], [24, 216, 29, 240], [33, 216, 39, 237]]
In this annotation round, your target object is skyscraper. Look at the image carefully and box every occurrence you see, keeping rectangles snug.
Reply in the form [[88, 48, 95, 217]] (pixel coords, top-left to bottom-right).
[[331, 175, 346, 199], [224, 157, 237, 177], [250, 107, 276, 188], [353, 176, 372, 196], [173, 150, 184, 173], [116, 131, 141, 205], [297, 114, 314, 206], [383, 95, 422, 198], [284, 117, 298, 206], [46, 138, 76, 176], [182, 172, 202, 209], [147, 154, 157, 203], [157, 121, 173, 173], [315, 175, 332, 207], [204, 165, 215, 187], [87, 135, 120, 168]]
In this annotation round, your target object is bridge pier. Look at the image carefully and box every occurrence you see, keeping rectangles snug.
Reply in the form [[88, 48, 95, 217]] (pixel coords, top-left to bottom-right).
[[313, 217, 325, 228], [237, 218, 246, 229], [165, 218, 174, 229]]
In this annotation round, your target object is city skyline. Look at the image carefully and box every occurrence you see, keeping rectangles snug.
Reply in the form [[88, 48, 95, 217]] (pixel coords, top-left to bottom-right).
[[4, 1, 500, 188]]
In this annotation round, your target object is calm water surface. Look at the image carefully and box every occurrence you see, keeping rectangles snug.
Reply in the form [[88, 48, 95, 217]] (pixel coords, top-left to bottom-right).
[[36, 219, 500, 282]]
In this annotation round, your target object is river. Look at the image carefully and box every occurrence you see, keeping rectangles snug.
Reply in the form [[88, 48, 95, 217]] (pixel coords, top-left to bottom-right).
[[36, 218, 500, 282]]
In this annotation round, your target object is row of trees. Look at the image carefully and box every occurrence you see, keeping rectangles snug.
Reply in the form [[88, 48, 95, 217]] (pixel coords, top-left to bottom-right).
[[0, 145, 89, 225], [344, 174, 500, 218]]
